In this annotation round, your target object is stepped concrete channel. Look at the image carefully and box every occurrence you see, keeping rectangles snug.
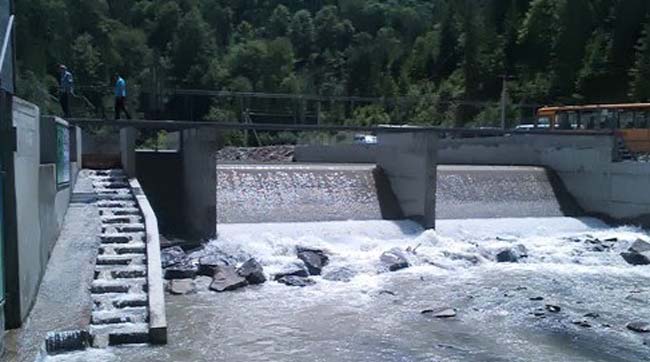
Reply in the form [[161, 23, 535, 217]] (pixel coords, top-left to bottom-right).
[[90, 170, 151, 347]]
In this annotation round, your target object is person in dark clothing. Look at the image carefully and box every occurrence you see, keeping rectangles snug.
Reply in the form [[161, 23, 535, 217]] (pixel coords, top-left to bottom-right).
[[58, 64, 73, 118], [114, 73, 132, 120]]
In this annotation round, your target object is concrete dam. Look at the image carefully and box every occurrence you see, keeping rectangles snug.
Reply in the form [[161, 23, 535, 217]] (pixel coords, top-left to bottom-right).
[[217, 164, 581, 223]]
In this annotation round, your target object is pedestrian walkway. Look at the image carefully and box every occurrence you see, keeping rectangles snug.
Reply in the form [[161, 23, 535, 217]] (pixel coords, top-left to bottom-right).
[[5, 170, 101, 362]]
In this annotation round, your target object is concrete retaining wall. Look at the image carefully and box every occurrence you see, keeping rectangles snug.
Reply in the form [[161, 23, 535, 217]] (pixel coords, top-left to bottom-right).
[[82, 129, 121, 169], [135, 150, 182, 235], [294, 144, 377, 163], [5, 103, 79, 328]]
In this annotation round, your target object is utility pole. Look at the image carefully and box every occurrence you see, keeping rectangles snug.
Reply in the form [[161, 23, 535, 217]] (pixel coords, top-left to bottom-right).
[[499, 75, 515, 130]]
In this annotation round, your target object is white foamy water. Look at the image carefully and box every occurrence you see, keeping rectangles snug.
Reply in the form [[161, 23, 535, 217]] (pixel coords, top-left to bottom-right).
[[42, 217, 650, 362]]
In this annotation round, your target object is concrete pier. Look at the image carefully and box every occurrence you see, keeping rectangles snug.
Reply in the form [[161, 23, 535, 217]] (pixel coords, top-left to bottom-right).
[[376, 130, 438, 229]]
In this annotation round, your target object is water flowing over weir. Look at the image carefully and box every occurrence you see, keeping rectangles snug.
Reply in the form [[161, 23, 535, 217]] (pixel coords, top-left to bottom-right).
[[217, 164, 582, 222]]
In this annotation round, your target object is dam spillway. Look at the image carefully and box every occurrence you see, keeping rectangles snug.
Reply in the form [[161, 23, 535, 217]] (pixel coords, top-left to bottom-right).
[[217, 164, 582, 223]]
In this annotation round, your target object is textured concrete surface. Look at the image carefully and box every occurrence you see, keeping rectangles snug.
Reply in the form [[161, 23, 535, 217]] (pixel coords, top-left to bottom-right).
[[5, 170, 100, 362]]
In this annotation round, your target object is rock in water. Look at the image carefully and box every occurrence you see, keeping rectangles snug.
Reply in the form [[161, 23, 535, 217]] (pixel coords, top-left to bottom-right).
[[621, 252, 650, 265], [422, 308, 457, 318], [164, 261, 198, 280], [380, 248, 410, 271], [630, 239, 650, 253], [161, 246, 186, 268], [276, 275, 315, 287], [237, 258, 266, 284], [274, 261, 309, 280], [45, 330, 91, 355], [297, 247, 329, 275], [168, 279, 196, 295], [571, 319, 592, 328], [545, 304, 561, 313], [627, 321, 650, 333], [323, 267, 356, 282], [496, 244, 528, 263], [197, 254, 230, 276], [621, 239, 650, 265], [210, 266, 248, 292]]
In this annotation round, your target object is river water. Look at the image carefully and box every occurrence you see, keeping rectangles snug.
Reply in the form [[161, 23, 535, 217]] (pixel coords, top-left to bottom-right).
[[44, 217, 650, 362], [41, 165, 650, 362]]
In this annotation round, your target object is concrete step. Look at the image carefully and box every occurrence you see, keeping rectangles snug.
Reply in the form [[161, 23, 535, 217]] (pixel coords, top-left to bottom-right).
[[101, 216, 143, 224], [102, 224, 146, 234], [90, 322, 150, 347], [91, 307, 148, 325]]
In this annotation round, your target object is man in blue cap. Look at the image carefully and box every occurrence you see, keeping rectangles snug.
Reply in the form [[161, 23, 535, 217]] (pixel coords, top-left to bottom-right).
[[58, 64, 73, 117], [114, 72, 132, 120]]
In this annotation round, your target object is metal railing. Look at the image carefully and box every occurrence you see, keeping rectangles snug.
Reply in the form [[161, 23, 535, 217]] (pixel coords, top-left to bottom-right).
[[0, 14, 14, 83]]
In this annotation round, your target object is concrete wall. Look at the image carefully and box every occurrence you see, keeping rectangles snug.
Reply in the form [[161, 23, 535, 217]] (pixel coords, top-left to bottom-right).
[[10, 97, 41, 325], [377, 130, 437, 229], [294, 144, 377, 163], [135, 150, 182, 235], [82, 129, 121, 169], [181, 128, 220, 239], [4, 105, 77, 328]]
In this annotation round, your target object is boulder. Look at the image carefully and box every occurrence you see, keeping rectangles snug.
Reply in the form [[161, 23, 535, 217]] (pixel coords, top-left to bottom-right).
[[621, 252, 650, 266], [273, 261, 309, 280], [197, 254, 230, 276], [630, 239, 650, 254], [621, 239, 650, 265], [627, 321, 650, 333], [164, 261, 198, 280], [297, 248, 329, 275], [496, 244, 528, 263], [276, 275, 315, 287], [237, 258, 266, 284], [168, 279, 196, 295], [209, 266, 248, 292], [323, 267, 356, 282], [380, 248, 410, 272], [161, 246, 186, 268]]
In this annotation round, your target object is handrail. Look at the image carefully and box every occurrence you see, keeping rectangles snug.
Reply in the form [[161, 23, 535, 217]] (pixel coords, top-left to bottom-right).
[[0, 14, 15, 79]]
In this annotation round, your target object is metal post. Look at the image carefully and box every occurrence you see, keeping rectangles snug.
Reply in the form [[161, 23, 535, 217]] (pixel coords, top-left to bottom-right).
[[500, 76, 507, 130]]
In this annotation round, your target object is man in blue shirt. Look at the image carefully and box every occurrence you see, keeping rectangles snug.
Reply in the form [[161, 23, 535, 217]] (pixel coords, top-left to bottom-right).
[[114, 73, 132, 120], [58, 64, 73, 117]]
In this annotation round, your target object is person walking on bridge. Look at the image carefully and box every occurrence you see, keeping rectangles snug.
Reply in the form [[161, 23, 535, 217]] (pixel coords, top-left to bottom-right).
[[58, 64, 73, 118], [114, 73, 132, 120]]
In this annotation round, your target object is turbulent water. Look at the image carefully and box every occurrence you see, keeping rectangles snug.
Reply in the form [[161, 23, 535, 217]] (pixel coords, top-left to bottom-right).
[[40, 164, 650, 361], [44, 217, 650, 362]]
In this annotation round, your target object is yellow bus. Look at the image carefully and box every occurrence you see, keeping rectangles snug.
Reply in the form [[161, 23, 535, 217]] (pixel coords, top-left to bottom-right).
[[537, 103, 650, 153]]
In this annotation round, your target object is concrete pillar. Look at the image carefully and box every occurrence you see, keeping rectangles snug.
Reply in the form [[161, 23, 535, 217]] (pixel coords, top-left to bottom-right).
[[181, 128, 219, 239], [120, 127, 136, 178], [376, 129, 438, 229]]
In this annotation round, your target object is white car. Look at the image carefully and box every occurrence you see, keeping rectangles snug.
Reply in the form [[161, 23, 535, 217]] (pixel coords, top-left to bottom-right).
[[353, 134, 377, 144]]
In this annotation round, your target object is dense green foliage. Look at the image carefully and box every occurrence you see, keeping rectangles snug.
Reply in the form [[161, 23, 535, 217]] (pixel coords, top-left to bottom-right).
[[14, 0, 650, 127]]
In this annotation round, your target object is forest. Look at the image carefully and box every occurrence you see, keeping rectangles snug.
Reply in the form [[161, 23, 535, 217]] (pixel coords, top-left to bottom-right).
[[13, 0, 650, 128]]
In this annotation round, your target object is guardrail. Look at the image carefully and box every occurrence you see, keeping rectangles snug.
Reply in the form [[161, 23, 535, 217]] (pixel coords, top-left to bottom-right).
[[66, 117, 615, 138]]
